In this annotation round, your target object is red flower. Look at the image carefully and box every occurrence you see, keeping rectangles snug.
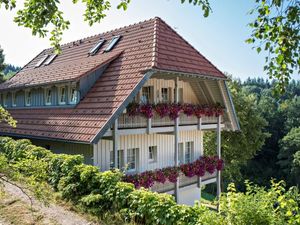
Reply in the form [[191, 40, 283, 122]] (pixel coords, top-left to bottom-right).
[[169, 103, 182, 120], [182, 104, 194, 117], [154, 103, 170, 118], [140, 104, 154, 118]]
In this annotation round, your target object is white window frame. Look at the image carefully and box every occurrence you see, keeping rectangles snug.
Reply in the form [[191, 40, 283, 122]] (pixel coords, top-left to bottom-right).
[[44, 87, 52, 106], [141, 86, 152, 104], [185, 141, 194, 164], [110, 149, 124, 169], [25, 90, 32, 106], [161, 88, 169, 103], [12, 92, 17, 107], [58, 86, 66, 105], [127, 148, 138, 172], [69, 86, 78, 104], [148, 146, 157, 163]]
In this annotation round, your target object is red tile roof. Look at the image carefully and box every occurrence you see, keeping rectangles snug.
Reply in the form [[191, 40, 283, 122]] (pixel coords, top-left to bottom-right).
[[0, 17, 227, 143]]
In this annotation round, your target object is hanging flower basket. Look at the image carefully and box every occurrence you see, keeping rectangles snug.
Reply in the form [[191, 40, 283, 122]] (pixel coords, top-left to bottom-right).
[[140, 104, 154, 118], [154, 103, 170, 118], [123, 155, 224, 189]]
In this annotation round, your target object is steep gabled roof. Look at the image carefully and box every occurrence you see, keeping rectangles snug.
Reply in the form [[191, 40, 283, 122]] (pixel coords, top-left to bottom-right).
[[0, 17, 228, 143]]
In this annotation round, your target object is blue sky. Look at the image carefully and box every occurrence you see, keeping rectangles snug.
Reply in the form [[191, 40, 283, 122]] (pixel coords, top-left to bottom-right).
[[0, 0, 274, 80]]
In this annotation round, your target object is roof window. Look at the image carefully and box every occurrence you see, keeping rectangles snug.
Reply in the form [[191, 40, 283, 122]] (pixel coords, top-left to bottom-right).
[[35, 55, 48, 68], [104, 35, 121, 52], [89, 39, 105, 55], [44, 54, 57, 66]]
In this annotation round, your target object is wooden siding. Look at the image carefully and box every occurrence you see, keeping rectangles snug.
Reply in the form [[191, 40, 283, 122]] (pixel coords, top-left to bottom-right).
[[140, 78, 199, 104], [0, 84, 79, 108], [31, 139, 93, 165], [93, 130, 203, 172]]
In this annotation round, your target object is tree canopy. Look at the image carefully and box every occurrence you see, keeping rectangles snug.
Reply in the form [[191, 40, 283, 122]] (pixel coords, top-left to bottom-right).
[[0, 0, 299, 93]]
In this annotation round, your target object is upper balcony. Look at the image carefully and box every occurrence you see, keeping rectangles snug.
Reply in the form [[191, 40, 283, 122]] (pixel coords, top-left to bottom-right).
[[118, 112, 221, 129]]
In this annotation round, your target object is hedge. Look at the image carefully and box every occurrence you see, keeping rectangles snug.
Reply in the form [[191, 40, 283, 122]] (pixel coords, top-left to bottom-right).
[[0, 137, 222, 225]]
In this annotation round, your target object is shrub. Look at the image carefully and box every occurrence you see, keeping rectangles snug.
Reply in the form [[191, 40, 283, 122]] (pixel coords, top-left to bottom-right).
[[47, 154, 83, 190]]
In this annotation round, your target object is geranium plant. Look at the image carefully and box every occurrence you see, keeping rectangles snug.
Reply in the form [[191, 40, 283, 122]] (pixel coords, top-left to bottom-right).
[[124, 155, 224, 189]]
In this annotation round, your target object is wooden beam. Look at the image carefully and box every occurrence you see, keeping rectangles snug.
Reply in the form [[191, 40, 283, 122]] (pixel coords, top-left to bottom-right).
[[216, 115, 222, 211], [103, 124, 226, 137], [113, 118, 119, 168], [174, 76, 180, 203]]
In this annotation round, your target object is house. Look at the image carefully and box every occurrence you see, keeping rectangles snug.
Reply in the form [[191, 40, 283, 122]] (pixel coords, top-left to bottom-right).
[[0, 17, 239, 205]]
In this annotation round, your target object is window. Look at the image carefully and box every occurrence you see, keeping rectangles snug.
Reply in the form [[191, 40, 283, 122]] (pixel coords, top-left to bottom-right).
[[127, 148, 138, 171], [44, 54, 57, 66], [58, 86, 66, 105], [89, 39, 105, 55], [35, 55, 48, 68], [148, 146, 157, 162], [178, 143, 184, 164], [12, 92, 17, 107], [185, 142, 194, 163], [45, 88, 52, 105], [161, 88, 169, 103], [2, 93, 7, 107], [69, 86, 78, 104], [25, 90, 32, 106], [141, 86, 153, 104], [104, 35, 121, 52], [110, 150, 125, 169]]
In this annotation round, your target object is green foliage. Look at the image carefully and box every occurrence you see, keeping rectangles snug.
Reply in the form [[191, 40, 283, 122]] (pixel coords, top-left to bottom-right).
[[0, 106, 17, 128], [204, 78, 268, 184], [1, 136, 299, 225], [247, 0, 300, 94], [221, 180, 300, 225], [278, 127, 300, 186]]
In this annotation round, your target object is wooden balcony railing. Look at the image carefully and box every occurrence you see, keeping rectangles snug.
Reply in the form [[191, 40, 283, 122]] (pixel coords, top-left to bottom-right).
[[150, 171, 217, 193], [118, 113, 219, 129]]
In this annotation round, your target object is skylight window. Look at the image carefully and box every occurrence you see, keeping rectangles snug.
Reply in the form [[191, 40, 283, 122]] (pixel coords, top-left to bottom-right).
[[104, 35, 121, 52], [35, 55, 48, 68], [44, 54, 57, 66], [89, 39, 105, 55]]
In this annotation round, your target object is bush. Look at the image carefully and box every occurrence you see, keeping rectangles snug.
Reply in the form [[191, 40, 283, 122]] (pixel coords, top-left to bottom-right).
[[1, 136, 299, 225]]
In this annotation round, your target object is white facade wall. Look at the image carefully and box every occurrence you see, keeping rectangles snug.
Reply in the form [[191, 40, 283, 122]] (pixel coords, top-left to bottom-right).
[[93, 130, 203, 172]]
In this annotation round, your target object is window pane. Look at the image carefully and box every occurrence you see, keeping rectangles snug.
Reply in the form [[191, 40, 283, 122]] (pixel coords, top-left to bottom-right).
[[127, 148, 137, 170], [185, 142, 194, 163], [161, 88, 168, 102], [178, 143, 184, 164], [148, 146, 157, 162]]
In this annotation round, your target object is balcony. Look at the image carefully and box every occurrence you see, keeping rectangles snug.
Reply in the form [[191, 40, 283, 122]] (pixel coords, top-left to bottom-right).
[[118, 113, 220, 129], [150, 171, 217, 193]]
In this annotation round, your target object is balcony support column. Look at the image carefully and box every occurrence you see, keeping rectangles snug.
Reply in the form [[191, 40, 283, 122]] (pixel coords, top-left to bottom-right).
[[113, 118, 119, 168], [216, 115, 222, 211], [147, 118, 152, 134], [174, 76, 180, 203], [197, 116, 202, 205]]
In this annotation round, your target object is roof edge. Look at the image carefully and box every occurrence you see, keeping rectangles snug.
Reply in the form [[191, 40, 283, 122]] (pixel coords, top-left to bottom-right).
[[224, 81, 240, 131], [91, 70, 156, 143]]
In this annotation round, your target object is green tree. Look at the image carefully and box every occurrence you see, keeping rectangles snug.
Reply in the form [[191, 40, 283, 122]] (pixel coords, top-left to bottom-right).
[[280, 97, 300, 132], [278, 127, 300, 186], [247, 0, 300, 94], [204, 79, 268, 184]]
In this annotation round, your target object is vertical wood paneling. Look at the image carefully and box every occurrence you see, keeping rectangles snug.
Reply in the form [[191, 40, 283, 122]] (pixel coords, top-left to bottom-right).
[[95, 130, 203, 172], [142, 78, 199, 104]]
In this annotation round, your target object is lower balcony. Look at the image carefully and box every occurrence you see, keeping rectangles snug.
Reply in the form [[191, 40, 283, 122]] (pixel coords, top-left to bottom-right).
[[150, 171, 217, 193]]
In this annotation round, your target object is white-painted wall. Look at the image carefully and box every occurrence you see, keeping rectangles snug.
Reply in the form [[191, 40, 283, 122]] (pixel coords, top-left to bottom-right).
[[93, 130, 203, 172]]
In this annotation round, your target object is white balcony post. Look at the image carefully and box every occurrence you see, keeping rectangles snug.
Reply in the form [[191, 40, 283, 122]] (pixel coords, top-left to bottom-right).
[[216, 115, 222, 210], [113, 118, 119, 168], [174, 76, 180, 203], [197, 116, 202, 205], [147, 117, 152, 134]]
